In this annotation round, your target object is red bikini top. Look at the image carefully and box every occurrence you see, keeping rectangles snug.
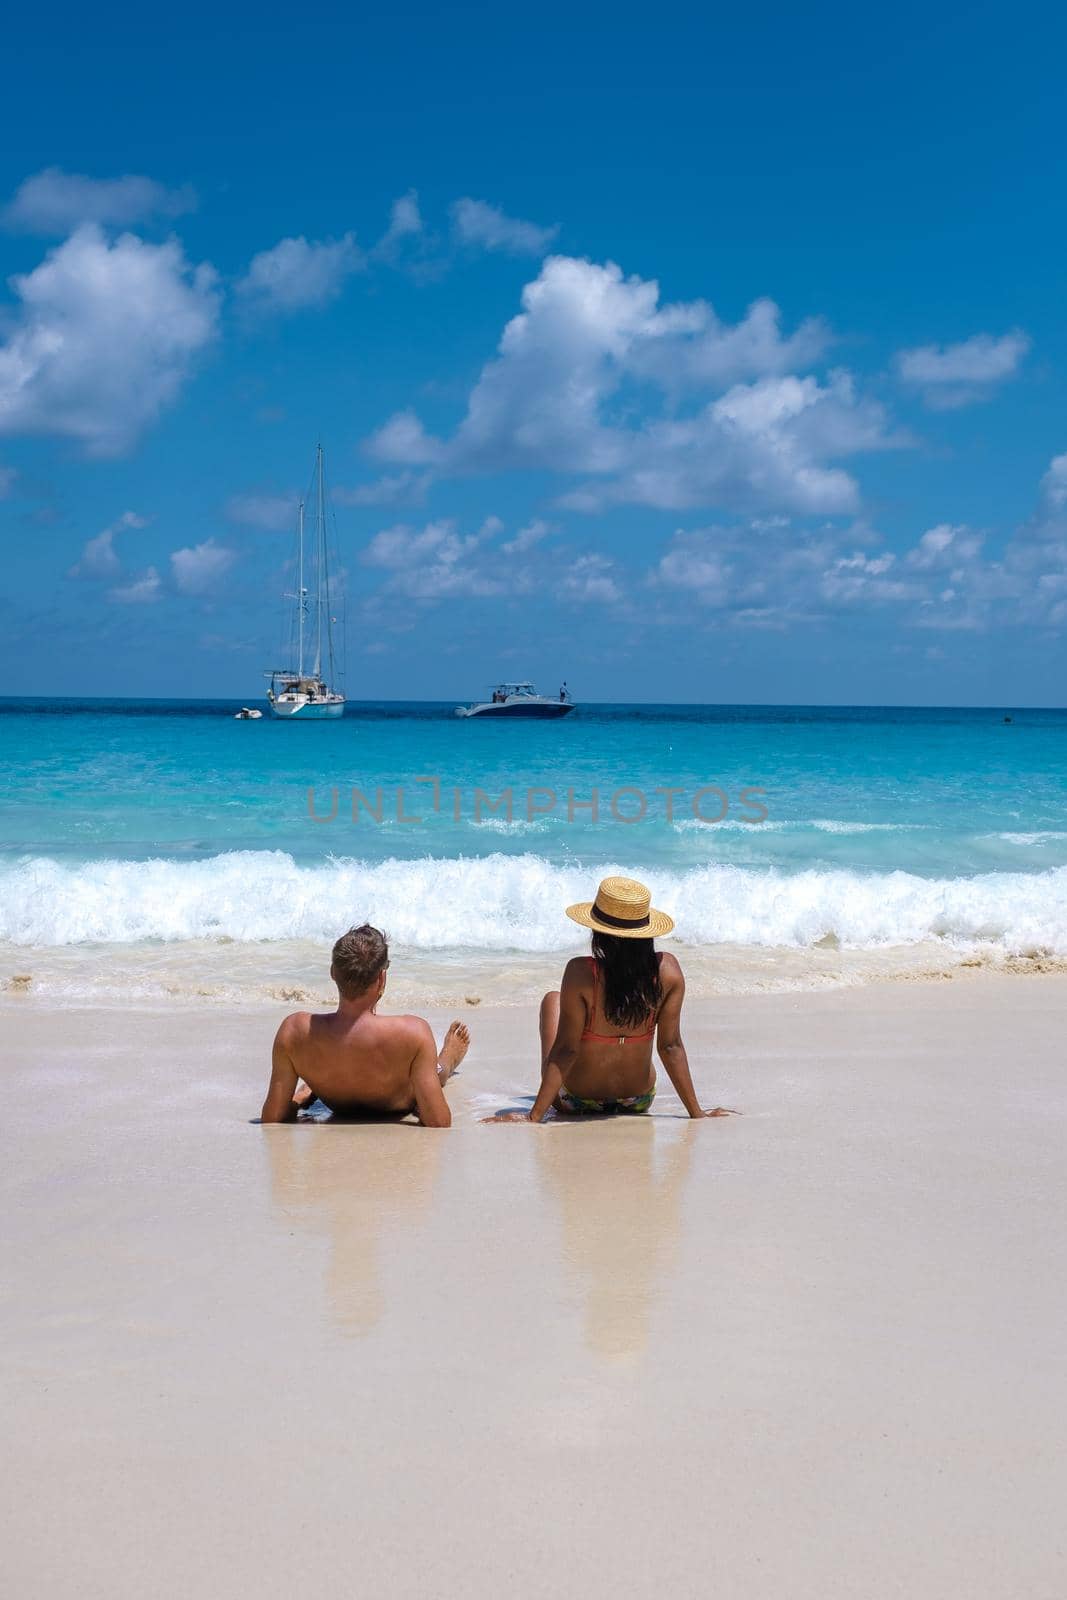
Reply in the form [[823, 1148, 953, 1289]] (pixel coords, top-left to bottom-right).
[[580, 957, 657, 1043]]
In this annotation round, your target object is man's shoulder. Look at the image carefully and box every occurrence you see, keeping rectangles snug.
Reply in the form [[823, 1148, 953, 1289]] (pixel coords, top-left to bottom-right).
[[276, 1010, 313, 1042]]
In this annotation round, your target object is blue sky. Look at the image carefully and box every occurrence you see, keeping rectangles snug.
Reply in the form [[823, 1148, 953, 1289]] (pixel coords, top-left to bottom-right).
[[2, 0, 1066, 704]]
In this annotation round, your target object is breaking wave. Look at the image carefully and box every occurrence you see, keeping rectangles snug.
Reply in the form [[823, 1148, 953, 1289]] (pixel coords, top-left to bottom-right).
[[3, 851, 1067, 955]]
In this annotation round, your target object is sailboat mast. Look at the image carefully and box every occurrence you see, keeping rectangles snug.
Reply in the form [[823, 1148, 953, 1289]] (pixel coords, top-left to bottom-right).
[[297, 499, 305, 677], [314, 444, 325, 679], [266, 443, 343, 716]]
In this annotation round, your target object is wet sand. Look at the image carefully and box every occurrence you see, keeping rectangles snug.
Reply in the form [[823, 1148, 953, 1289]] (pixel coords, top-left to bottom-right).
[[6, 933, 1064, 1010], [3, 975, 1066, 1598]]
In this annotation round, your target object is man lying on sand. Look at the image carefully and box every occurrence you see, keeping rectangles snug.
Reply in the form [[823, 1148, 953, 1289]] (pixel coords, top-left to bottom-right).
[[260, 924, 469, 1126]]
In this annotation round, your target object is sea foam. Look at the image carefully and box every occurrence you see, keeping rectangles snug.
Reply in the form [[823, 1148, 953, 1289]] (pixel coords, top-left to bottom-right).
[[3, 851, 1067, 955]]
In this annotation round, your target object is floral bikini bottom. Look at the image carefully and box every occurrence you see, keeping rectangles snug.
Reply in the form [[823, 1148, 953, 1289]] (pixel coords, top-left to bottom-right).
[[556, 1085, 656, 1116]]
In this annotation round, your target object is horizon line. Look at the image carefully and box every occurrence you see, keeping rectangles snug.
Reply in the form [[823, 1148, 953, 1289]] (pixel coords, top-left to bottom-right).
[[0, 695, 1058, 713]]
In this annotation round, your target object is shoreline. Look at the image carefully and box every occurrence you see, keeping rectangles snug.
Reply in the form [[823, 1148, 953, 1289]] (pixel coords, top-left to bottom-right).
[[4, 935, 1067, 1012]]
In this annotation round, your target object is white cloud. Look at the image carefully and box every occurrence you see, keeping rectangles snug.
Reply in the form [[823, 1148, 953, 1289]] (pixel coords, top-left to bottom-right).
[[821, 551, 916, 606], [557, 553, 621, 605], [0, 225, 219, 456], [2, 168, 195, 234], [358, 514, 576, 605], [569, 371, 888, 516], [895, 330, 1030, 409], [226, 492, 295, 531], [654, 521, 840, 623], [366, 255, 894, 517], [368, 409, 446, 466], [109, 567, 161, 604], [360, 421, 1053, 637], [375, 190, 423, 256], [906, 523, 984, 571], [501, 518, 551, 554], [649, 450, 1067, 634], [333, 471, 432, 508], [450, 197, 559, 256], [170, 539, 237, 594], [362, 517, 508, 599], [237, 233, 364, 313], [653, 520, 931, 624], [0, 465, 15, 498], [631, 295, 830, 390], [71, 530, 120, 579], [69, 510, 150, 579], [357, 512, 629, 611], [1040, 453, 1067, 511], [77, 525, 235, 604], [656, 532, 733, 604], [991, 449, 1067, 626]]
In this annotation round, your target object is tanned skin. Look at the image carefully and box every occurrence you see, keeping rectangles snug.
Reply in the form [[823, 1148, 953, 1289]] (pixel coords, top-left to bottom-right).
[[260, 961, 469, 1127], [489, 951, 738, 1122]]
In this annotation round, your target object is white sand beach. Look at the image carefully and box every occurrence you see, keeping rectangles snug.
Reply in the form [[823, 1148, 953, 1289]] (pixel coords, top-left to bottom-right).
[[3, 974, 1066, 1599]]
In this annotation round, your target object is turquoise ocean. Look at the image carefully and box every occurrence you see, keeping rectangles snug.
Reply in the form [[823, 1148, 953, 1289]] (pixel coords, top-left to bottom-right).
[[2, 698, 1066, 1003]]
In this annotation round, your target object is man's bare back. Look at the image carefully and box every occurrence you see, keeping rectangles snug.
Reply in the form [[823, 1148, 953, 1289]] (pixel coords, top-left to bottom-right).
[[259, 924, 469, 1127], [265, 1011, 469, 1125]]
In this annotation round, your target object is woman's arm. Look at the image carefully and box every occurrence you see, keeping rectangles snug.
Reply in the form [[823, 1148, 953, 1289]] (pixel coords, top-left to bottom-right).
[[528, 964, 586, 1122], [656, 961, 736, 1119]]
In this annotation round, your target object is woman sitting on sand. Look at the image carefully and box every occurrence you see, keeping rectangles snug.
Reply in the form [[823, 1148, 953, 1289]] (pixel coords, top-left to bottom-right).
[[496, 876, 736, 1123]]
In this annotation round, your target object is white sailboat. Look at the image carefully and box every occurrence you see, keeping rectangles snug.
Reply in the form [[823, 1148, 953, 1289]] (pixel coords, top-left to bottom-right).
[[265, 445, 345, 720]]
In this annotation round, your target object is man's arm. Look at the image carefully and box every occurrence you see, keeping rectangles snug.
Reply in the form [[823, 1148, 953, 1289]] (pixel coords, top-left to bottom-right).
[[260, 1018, 303, 1123], [528, 963, 585, 1122], [656, 962, 736, 1119], [410, 1021, 452, 1128]]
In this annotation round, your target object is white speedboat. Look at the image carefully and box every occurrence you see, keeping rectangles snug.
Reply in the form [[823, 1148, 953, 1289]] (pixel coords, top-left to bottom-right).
[[234, 707, 263, 720], [264, 445, 346, 721], [455, 682, 575, 719]]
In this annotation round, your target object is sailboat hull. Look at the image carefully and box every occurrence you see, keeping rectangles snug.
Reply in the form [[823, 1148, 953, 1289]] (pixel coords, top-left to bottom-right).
[[268, 697, 345, 719]]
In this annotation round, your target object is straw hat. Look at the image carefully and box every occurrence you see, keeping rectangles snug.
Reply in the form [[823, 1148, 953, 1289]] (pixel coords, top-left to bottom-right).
[[566, 875, 675, 939]]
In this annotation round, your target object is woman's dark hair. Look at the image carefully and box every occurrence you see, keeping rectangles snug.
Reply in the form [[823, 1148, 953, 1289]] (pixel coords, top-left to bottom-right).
[[590, 931, 662, 1029]]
